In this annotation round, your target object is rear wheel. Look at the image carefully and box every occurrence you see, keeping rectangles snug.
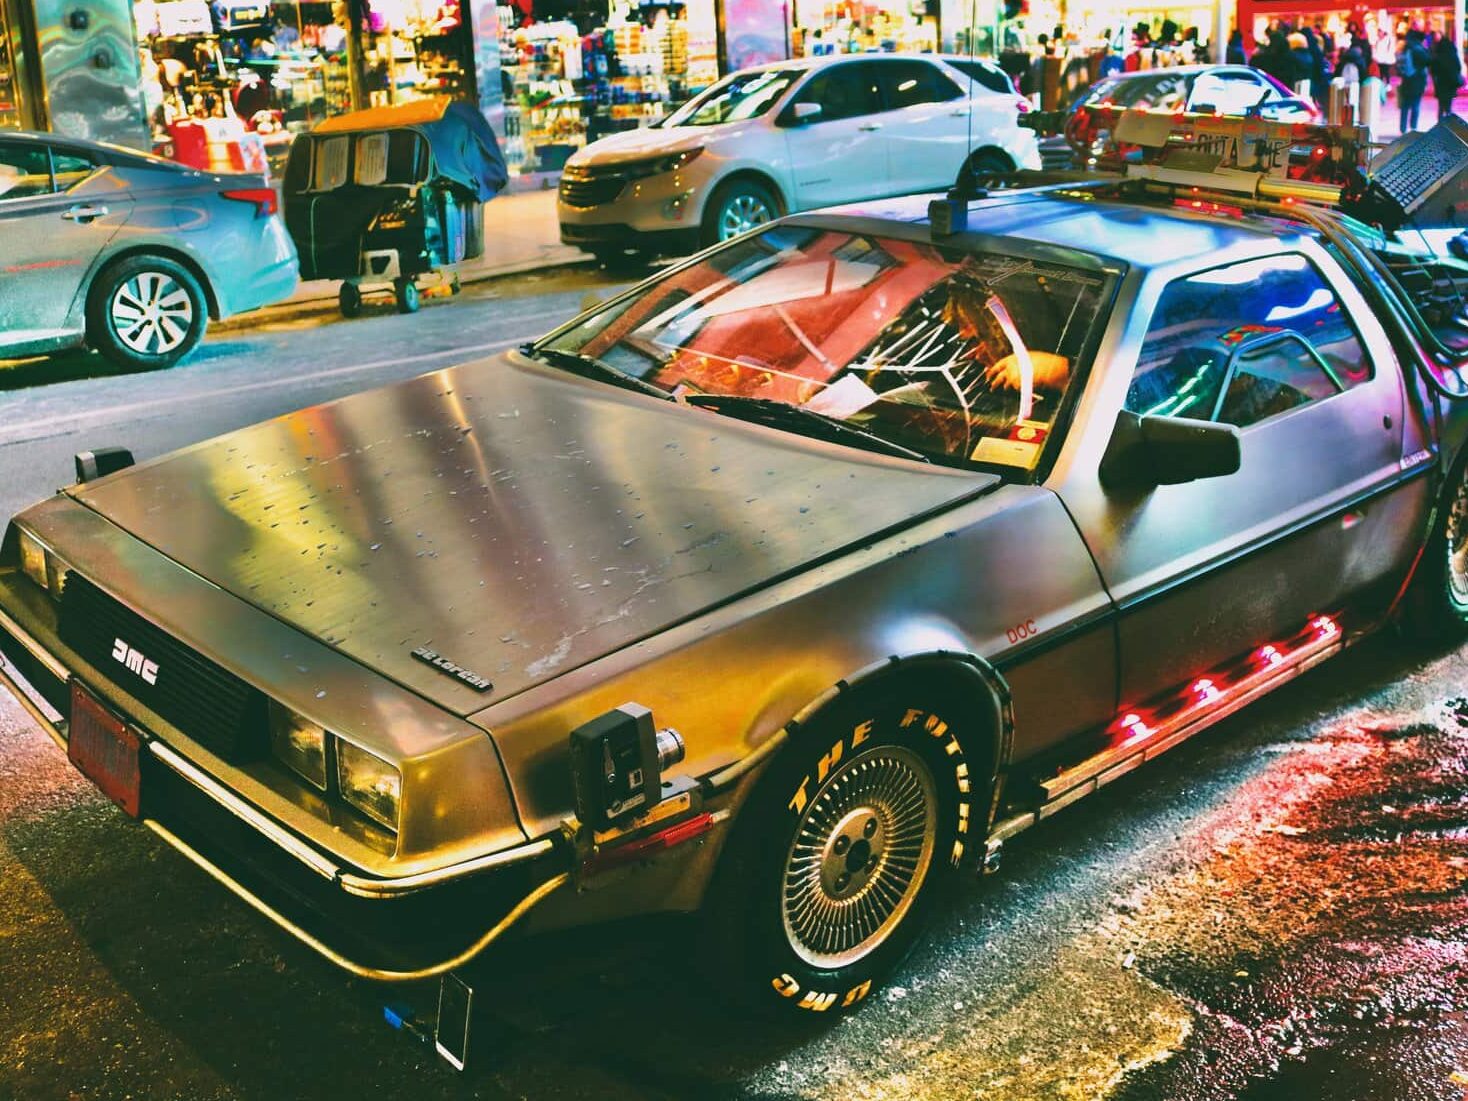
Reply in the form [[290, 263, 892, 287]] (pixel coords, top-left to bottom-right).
[[393, 277, 420, 314], [338, 282, 363, 318], [86, 255, 206, 370], [706, 688, 974, 1017], [702, 178, 779, 247], [1403, 459, 1468, 642], [957, 149, 1016, 193]]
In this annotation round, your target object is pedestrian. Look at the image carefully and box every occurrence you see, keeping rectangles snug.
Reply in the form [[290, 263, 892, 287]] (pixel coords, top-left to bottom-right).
[[1250, 28, 1290, 86], [1303, 26, 1331, 104], [1226, 28, 1246, 65], [1373, 23, 1396, 82], [1125, 22, 1152, 71], [1397, 29, 1430, 132], [1431, 35, 1463, 121], [1287, 31, 1313, 95]]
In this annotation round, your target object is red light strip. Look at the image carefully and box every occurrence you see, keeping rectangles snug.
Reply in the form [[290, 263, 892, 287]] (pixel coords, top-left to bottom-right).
[[580, 812, 715, 877]]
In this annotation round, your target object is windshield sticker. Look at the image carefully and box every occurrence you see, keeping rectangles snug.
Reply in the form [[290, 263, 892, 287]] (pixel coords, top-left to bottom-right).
[[971, 437, 1041, 466]]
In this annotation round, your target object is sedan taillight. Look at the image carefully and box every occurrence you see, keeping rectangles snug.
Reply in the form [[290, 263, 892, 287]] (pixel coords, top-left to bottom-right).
[[220, 187, 278, 217]]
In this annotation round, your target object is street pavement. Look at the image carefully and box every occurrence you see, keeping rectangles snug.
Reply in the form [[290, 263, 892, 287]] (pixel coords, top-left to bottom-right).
[[2, 276, 1468, 1100]]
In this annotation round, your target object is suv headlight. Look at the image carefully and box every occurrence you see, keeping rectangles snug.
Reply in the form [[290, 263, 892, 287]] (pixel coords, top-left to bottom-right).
[[337, 739, 402, 833], [16, 529, 71, 599], [621, 147, 704, 180], [269, 703, 328, 790]]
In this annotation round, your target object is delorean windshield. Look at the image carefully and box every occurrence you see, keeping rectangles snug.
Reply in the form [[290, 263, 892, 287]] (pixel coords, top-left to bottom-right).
[[544, 225, 1111, 470]]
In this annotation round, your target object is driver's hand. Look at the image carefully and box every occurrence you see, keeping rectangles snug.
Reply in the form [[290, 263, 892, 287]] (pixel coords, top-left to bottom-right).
[[983, 351, 1070, 391]]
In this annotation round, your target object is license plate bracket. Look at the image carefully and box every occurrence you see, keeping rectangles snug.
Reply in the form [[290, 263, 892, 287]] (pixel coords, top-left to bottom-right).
[[68, 682, 142, 818]]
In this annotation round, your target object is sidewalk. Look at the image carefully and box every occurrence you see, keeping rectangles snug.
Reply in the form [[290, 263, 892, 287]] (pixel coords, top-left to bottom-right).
[[225, 187, 586, 329]]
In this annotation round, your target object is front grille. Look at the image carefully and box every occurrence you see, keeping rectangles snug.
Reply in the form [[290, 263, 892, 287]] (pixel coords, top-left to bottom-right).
[[559, 168, 627, 208], [58, 574, 267, 761]]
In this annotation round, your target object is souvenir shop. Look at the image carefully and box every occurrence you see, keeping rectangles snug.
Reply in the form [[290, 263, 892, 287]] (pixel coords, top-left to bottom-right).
[[131, 0, 479, 171], [495, 0, 720, 176]]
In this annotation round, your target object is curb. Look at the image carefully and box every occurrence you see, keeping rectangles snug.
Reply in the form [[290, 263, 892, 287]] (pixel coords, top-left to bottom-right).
[[215, 253, 595, 334]]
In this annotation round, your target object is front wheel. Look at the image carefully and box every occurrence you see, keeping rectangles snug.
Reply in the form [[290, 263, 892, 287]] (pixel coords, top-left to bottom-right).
[[702, 179, 779, 247], [1402, 459, 1468, 642], [706, 690, 974, 1017], [86, 255, 207, 370], [393, 277, 420, 314], [338, 282, 363, 318]]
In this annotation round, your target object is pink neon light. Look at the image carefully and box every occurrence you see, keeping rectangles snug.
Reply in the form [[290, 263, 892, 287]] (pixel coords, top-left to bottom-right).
[[1255, 644, 1284, 666], [1312, 615, 1339, 639]]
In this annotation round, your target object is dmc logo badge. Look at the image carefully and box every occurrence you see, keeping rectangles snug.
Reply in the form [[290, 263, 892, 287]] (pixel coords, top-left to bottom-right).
[[110, 638, 158, 685]]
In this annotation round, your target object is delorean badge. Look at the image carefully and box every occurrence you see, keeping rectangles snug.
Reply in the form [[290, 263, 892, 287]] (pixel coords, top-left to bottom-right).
[[411, 647, 493, 693]]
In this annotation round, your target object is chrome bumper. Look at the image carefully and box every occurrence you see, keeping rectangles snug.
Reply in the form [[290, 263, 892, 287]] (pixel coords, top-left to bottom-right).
[[0, 606, 570, 982]]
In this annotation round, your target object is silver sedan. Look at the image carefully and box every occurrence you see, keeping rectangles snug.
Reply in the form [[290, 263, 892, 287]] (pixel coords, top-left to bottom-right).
[[0, 131, 298, 369]]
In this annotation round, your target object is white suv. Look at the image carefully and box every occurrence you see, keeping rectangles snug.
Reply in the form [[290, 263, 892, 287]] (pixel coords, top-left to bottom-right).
[[559, 54, 1041, 263]]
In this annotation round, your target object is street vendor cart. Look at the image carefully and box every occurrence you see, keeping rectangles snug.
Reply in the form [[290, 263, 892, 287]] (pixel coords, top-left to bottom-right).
[[282, 98, 508, 316]]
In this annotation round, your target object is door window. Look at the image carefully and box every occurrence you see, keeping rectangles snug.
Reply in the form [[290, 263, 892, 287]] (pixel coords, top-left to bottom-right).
[[50, 150, 97, 191], [0, 143, 53, 201], [878, 60, 963, 109], [1186, 71, 1270, 114], [944, 58, 1015, 95], [790, 63, 883, 122], [1126, 253, 1371, 427]]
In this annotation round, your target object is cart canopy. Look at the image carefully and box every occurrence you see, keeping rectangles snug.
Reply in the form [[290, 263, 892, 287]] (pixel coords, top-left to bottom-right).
[[303, 98, 507, 200]]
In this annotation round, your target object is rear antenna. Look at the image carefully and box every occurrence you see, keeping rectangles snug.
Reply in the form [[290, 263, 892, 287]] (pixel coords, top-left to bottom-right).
[[931, 0, 985, 235]]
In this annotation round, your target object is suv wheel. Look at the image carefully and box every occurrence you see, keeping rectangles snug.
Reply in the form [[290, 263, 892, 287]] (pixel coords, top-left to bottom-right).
[[703, 179, 778, 246], [86, 255, 207, 370], [707, 688, 974, 1017]]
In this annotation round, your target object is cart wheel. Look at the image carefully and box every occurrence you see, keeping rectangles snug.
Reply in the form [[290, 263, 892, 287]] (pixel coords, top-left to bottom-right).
[[394, 278, 420, 314], [339, 283, 363, 319]]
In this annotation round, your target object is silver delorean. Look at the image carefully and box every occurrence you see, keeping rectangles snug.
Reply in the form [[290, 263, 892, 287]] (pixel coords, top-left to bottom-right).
[[3, 183, 1467, 1035]]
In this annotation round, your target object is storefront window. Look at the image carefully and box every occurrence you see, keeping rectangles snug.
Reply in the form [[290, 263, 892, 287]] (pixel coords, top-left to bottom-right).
[[498, 0, 719, 178], [791, 0, 939, 57]]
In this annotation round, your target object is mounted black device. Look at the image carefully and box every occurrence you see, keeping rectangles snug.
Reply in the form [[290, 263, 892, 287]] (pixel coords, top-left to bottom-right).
[[570, 704, 663, 829], [74, 447, 135, 483]]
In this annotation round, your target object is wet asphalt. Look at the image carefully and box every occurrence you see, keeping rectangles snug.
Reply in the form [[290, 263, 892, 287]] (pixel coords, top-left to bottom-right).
[[2, 275, 1468, 1100]]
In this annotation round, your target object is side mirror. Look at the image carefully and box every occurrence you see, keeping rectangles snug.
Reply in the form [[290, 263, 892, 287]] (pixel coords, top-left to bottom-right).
[[1099, 410, 1241, 491], [792, 101, 823, 123]]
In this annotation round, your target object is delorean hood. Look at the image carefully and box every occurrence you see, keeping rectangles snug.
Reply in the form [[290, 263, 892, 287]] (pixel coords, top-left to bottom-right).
[[67, 353, 996, 715]]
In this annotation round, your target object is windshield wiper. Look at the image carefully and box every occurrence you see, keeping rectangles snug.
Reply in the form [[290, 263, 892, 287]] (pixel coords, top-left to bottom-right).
[[523, 345, 670, 399], [684, 394, 930, 463]]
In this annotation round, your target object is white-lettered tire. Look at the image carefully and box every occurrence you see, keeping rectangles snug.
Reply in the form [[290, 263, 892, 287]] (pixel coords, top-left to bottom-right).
[[86, 254, 207, 370], [706, 687, 976, 1018], [1403, 457, 1468, 642]]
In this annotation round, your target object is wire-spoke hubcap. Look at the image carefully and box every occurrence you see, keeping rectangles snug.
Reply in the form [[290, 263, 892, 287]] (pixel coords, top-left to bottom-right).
[[110, 272, 194, 355], [718, 194, 772, 240], [1448, 473, 1468, 605], [782, 745, 938, 969]]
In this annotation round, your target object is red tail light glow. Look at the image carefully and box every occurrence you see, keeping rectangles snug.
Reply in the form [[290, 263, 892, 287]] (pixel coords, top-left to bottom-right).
[[220, 187, 279, 218]]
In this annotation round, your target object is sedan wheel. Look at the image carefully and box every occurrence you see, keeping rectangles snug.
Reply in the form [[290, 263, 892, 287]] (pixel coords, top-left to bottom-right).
[[87, 255, 207, 370]]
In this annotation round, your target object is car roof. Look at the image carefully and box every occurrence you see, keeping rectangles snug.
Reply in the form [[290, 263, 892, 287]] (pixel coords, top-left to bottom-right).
[[736, 52, 988, 76], [1100, 64, 1250, 80], [810, 191, 1305, 269]]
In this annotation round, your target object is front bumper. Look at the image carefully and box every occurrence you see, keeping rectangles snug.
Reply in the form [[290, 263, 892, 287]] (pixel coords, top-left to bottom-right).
[[0, 602, 571, 981]]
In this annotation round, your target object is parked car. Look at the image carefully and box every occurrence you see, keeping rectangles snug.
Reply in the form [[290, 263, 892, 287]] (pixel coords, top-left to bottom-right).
[[559, 54, 1041, 263], [5, 174, 1468, 1059], [1064, 64, 1318, 160], [0, 132, 298, 370]]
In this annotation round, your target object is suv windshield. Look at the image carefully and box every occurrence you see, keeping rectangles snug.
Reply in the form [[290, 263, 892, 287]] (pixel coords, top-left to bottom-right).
[[664, 68, 804, 126], [541, 225, 1112, 471]]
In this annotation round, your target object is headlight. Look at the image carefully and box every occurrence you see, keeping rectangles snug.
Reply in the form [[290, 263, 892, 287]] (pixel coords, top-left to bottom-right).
[[17, 530, 46, 589], [337, 738, 402, 833], [16, 529, 71, 598], [269, 703, 328, 790], [621, 147, 704, 180]]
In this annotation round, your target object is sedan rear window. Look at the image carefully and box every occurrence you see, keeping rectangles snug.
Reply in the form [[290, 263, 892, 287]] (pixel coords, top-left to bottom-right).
[[544, 226, 1111, 471]]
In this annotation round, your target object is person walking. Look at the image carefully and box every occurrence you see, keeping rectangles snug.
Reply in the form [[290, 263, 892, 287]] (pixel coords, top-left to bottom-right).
[[1226, 28, 1246, 65], [1431, 35, 1463, 121], [1397, 29, 1430, 132], [1303, 26, 1331, 105], [1287, 31, 1314, 96]]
